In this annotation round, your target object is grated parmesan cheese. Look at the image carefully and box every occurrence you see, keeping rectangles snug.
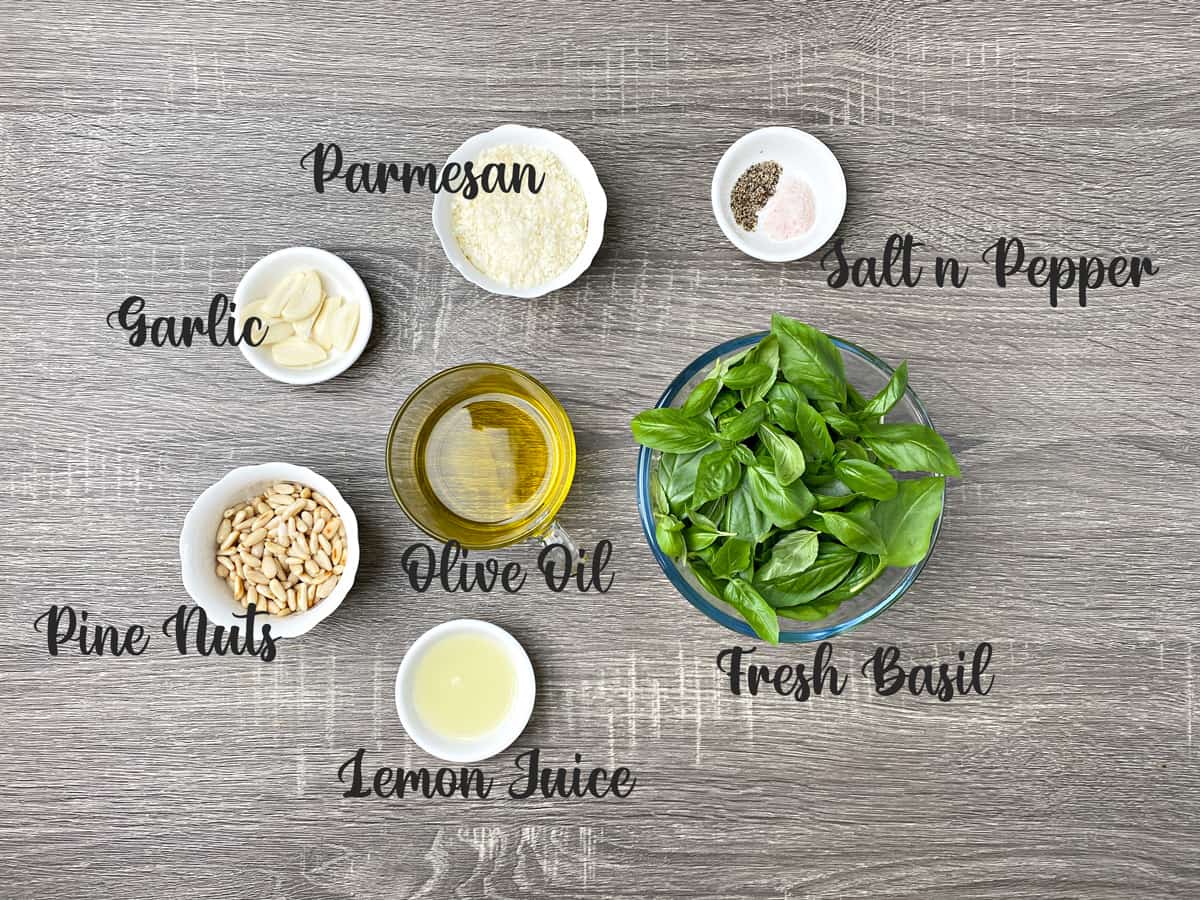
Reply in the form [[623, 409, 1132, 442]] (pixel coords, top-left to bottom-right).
[[451, 144, 587, 289]]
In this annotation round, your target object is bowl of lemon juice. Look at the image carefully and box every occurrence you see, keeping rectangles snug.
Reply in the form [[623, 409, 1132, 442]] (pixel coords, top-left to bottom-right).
[[395, 619, 536, 762]]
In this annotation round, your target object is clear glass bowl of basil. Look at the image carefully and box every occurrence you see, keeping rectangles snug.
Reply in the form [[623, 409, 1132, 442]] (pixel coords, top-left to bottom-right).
[[633, 317, 959, 643]]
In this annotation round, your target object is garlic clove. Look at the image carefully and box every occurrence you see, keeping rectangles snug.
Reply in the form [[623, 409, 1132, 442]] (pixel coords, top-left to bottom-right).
[[272, 336, 328, 368], [258, 319, 294, 347], [240, 298, 269, 320], [263, 272, 299, 317], [332, 300, 360, 352], [292, 295, 324, 340], [281, 270, 324, 321], [312, 295, 342, 350]]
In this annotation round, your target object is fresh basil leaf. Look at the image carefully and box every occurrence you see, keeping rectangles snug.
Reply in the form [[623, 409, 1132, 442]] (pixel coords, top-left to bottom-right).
[[845, 383, 868, 411], [696, 495, 728, 526], [740, 335, 780, 406], [650, 466, 670, 514], [690, 560, 727, 598], [722, 362, 772, 390], [748, 334, 780, 375], [821, 408, 861, 437], [757, 530, 820, 581], [754, 542, 858, 607], [745, 464, 816, 528], [655, 514, 685, 559], [717, 401, 768, 443], [681, 379, 721, 417], [692, 448, 743, 507], [811, 479, 856, 511], [710, 389, 740, 417], [792, 401, 835, 464], [732, 444, 756, 465], [772, 313, 847, 404], [834, 439, 869, 462], [821, 553, 887, 603], [710, 537, 754, 579], [632, 408, 718, 454], [815, 510, 886, 554], [859, 361, 908, 419], [684, 521, 734, 553], [710, 349, 751, 380], [766, 382, 803, 432], [724, 478, 771, 544], [802, 467, 837, 488], [757, 423, 806, 485], [860, 422, 961, 476], [723, 578, 780, 644], [872, 476, 945, 566], [797, 512, 825, 530], [813, 494, 857, 511], [776, 593, 843, 621], [844, 497, 877, 520], [834, 458, 898, 500], [664, 443, 722, 508]]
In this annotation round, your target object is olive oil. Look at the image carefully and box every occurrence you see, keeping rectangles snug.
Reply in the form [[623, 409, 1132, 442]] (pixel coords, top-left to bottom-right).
[[420, 393, 553, 525], [411, 632, 516, 740], [393, 365, 575, 548]]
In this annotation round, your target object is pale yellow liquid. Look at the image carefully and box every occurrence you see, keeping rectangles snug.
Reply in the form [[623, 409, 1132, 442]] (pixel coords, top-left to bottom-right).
[[411, 633, 516, 740]]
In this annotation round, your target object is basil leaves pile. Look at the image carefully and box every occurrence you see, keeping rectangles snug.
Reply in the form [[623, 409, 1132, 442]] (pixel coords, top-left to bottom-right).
[[633, 315, 960, 644]]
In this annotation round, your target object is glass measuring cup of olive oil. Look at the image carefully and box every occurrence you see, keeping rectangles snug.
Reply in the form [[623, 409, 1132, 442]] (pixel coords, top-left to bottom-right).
[[386, 363, 580, 560]]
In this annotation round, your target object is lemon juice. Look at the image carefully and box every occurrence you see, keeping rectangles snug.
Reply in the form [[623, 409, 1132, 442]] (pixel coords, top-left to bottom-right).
[[411, 632, 516, 740]]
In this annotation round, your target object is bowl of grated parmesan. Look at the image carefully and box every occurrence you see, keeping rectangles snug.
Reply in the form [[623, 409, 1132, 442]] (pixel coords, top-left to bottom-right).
[[433, 124, 606, 298]]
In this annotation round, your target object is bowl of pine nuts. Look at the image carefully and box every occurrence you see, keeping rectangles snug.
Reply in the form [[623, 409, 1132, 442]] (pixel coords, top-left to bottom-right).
[[179, 463, 359, 639]]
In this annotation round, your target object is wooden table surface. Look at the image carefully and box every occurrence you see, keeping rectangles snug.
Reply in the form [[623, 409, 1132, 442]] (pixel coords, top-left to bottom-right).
[[2, 2, 1198, 897]]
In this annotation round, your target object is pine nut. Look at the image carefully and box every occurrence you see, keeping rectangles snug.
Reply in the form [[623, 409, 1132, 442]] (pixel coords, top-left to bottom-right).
[[215, 482, 346, 615]]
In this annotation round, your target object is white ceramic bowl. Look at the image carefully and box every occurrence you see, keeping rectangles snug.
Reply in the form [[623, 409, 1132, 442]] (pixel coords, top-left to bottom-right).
[[233, 246, 372, 385], [432, 124, 607, 298], [711, 126, 847, 262], [395, 619, 536, 763], [179, 463, 360, 639]]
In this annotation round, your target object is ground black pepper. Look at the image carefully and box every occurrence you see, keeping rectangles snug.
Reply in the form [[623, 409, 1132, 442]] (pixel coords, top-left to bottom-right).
[[730, 161, 782, 231]]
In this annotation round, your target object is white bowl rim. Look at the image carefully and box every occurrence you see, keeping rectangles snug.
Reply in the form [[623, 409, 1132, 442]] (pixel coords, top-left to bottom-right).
[[432, 123, 607, 299], [394, 618, 536, 763], [710, 126, 847, 263], [178, 462, 360, 639], [233, 246, 373, 385]]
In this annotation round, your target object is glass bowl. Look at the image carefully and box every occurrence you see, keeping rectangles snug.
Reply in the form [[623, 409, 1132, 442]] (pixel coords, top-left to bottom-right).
[[635, 332, 945, 642]]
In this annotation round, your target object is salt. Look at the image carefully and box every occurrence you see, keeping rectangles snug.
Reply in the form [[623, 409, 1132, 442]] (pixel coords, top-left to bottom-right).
[[758, 174, 816, 242]]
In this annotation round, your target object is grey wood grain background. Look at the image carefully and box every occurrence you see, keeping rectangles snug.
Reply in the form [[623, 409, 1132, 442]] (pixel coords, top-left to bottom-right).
[[1, 1, 1198, 897]]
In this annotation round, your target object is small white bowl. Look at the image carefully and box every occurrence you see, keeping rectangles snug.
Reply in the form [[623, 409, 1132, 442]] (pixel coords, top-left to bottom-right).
[[233, 246, 372, 385], [432, 124, 607, 298], [179, 463, 360, 639], [711, 127, 847, 262], [395, 619, 536, 763]]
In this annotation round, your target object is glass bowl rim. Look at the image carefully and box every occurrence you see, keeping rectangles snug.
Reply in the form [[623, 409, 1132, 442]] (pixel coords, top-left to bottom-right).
[[635, 331, 945, 643]]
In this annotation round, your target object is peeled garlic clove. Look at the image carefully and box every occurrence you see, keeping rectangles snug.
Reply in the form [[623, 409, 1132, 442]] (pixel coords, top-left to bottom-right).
[[263, 272, 299, 317], [258, 320, 294, 347], [240, 300, 270, 337], [332, 300, 360, 352], [281, 270, 324, 321], [272, 336, 328, 368], [293, 296, 323, 340], [240, 298, 269, 320], [312, 295, 342, 350]]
